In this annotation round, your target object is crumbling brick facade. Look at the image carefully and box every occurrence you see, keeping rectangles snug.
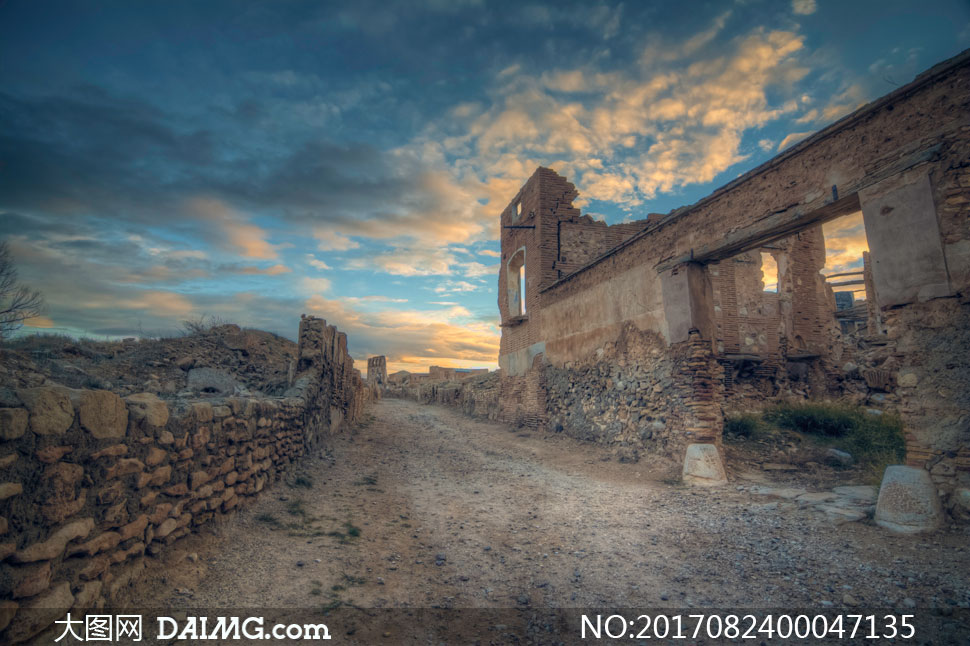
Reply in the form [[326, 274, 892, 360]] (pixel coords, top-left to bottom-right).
[[489, 50, 970, 496]]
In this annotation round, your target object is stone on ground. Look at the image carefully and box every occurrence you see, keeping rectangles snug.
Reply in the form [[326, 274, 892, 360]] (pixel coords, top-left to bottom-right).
[[874, 466, 942, 533], [832, 485, 878, 502], [682, 443, 727, 486]]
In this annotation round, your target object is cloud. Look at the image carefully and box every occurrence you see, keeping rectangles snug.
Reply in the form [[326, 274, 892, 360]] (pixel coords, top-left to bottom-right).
[[462, 261, 499, 278], [349, 247, 457, 276], [314, 229, 360, 251], [777, 131, 813, 150], [822, 211, 870, 276], [237, 264, 291, 276], [422, 18, 809, 214], [301, 277, 333, 294], [434, 280, 479, 293], [23, 315, 55, 329], [116, 290, 195, 316], [792, 0, 817, 16], [187, 197, 279, 260], [306, 255, 332, 270], [478, 249, 501, 257], [341, 295, 408, 304]]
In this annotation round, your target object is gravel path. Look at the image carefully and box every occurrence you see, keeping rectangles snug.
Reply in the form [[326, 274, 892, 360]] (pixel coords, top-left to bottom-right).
[[130, 398, 970, 639]]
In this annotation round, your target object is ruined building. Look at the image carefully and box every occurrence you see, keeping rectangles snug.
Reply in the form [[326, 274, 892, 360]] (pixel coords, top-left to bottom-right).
[[494, 49, 970, 494], [367, 355, 388, 388]]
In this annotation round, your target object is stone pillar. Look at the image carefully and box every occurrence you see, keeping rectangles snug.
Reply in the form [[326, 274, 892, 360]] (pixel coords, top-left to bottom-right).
[[660, 262, 715, 346], [661, 263, 725, 448]]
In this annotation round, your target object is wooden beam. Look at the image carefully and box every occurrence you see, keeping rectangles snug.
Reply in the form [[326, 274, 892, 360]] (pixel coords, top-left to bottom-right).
[[823, 270, 865, 279], [828, 279, 866, 287]]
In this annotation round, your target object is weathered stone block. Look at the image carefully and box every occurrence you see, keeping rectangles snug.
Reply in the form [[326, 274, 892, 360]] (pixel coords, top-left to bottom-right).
[[191, 402, 213, 422], [190, 470, 211, 489], [91, 444, 127, 459], [79, 390, 128, 439], [118, 514, 149, 542], [0, 599, 18, 633], [106, 458, 144, 480], [73, 580, 102, 609], [145, 447, 167, 467], [97, 480, 124, 505], [111, 541, 145, 564], [73, 531, 122, 557], [164, 483, 189, 497], [148, 503, 173, 525], [154, 517, 177, 539], [35, 445, 72, 463], [12, 561, 51, 599], [42, 488, 87, 524], [79, 555, 110, 581], [125, 392, 169, 429], [3, 581, 73, 643], [103, 500, 128, 528], [875, 466, 943, 533], [0, 407, 28, 440], [12, 517, 94, 563], [16, 388, 74, 435], [682, 443, 727, 486], [137, 465, 172, 488], [0, 482, 23, 500]]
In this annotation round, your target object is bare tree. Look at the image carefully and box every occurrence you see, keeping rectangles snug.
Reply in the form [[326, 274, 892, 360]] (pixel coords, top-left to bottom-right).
[[0, 241, 44, 340]]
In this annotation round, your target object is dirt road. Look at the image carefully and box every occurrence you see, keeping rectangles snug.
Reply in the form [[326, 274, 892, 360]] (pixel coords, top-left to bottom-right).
[[130, 398, 970, 640]]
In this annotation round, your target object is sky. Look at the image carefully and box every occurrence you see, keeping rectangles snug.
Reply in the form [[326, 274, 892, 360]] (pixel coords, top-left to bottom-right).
[[1, 0, 968, 372]]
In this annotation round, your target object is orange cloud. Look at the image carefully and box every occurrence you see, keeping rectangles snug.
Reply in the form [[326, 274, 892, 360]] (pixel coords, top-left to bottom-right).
[[24, 316, 55, 329], [187, 197, 279, 260], [238, 264, 291, 275], [822, 211, 870, 276]]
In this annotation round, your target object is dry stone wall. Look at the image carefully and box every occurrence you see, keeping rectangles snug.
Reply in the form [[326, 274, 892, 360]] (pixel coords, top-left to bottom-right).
[[0, 315, 370, 643]]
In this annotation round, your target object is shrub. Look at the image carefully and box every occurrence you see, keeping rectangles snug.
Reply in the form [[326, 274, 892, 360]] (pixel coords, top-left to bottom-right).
[[762, 401, 905, 469], [724, 413, 763, 438], [763, 402, 857, 437]]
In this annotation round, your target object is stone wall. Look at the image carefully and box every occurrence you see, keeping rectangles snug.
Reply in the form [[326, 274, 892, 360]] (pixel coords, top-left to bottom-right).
[[0, 315, 370, 643]]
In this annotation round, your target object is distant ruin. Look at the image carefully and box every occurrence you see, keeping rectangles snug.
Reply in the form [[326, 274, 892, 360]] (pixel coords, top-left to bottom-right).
[[397, 49, 970, 498], [366, 355, 388, 388]]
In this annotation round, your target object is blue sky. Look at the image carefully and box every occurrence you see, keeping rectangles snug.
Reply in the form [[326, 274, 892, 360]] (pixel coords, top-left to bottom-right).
[[1, 0, 968, 371]]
